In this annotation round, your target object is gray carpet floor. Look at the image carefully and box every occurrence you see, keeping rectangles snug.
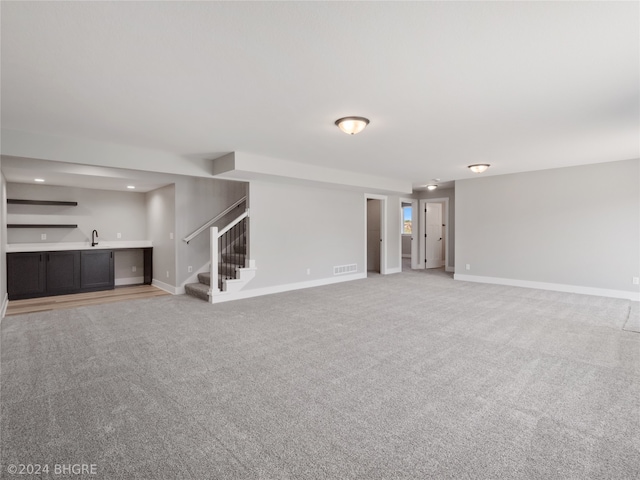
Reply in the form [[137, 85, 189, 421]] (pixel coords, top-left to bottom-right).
[[1, 268, 639, 479]]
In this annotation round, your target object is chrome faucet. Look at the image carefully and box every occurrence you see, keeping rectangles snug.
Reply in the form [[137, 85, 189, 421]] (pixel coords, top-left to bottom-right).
[[91, 229, 99, 247]]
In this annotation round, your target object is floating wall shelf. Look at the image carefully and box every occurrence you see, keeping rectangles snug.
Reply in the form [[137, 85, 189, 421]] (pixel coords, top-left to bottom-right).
[[7, 224, 78, 229], [7, 199, 78, 206]]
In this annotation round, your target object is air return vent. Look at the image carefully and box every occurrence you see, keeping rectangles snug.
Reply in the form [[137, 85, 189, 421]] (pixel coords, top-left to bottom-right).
[[333, 264, 357, 276]]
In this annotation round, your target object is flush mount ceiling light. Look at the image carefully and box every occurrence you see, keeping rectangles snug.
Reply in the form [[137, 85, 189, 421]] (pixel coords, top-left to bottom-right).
[[127, 185, 136, 189], [34, 178, 45, 182], [427, 185, 438, 191], [468, 164, 490, 174], [335, 116, 369, 135]]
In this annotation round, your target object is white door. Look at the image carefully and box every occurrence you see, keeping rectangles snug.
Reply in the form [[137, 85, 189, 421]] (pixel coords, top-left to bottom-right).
[[424, 202, 443, 269]]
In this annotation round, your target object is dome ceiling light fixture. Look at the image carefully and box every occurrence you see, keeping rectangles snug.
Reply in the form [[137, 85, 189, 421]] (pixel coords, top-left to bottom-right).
[[335, 116, 370, 135], [468, 164, 490, 174], [427, 185, 438, 191]]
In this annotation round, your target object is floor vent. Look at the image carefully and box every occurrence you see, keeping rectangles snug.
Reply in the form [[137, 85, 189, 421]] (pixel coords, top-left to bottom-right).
[[334, 264, 357, 276]]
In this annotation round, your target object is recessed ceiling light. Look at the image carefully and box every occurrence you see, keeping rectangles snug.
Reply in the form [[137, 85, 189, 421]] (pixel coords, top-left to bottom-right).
[[127, 185, 136, 189], [34, 178, 45, 182], [468, 164, 490, 174]]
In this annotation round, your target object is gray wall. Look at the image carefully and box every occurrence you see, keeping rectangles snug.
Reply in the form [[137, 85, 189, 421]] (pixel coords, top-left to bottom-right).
[[246, 180, 365, 290], [419, 187, 455, 269], [6, 183, 147, 244], [146, 184, 176, 287], [455, 159, 640, 294]]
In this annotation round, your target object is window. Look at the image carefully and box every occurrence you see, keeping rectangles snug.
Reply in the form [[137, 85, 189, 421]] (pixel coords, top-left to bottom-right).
[[402, 205, 412, 234]]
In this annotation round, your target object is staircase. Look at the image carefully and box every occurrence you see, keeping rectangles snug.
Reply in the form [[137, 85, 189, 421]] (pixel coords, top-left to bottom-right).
[[184, 234, 248, 301], [183, 199, 255, 302]]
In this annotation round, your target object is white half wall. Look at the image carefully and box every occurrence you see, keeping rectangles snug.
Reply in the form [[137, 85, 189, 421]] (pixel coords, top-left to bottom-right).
[[455, 159, 640, 300]]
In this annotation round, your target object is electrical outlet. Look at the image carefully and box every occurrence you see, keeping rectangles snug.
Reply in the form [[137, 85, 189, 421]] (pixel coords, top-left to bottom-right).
[[41, 233, 47, 240], [166, 271, 169, 278], [188, 266, 193, 273], [169, 232, 174, 240], [132, 266, 137, 273], [466, 264, 471, 271], [306, 268, 311, 275], [633, 277, 639, 285], [117, 232, 122, 239]]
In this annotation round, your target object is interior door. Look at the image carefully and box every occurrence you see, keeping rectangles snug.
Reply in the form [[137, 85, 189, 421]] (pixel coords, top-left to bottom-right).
[[424, 202, 443, 269]]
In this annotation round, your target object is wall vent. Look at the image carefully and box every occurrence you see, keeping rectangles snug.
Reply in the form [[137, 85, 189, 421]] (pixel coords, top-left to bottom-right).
[[333, 264, 357, 276]]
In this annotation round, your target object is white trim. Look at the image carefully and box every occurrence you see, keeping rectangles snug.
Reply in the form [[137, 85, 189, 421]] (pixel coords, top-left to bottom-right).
[[1, 293, 8, 320], [209, 272, 367, 304], [400, 197, 419, 270], [152, 279, 180, 295], [386, 267, 402, 274], [115, 276, 145, 286], [445, 266, 455, 273], [365, 194, 388, 275], [454, 273, 640, 301]]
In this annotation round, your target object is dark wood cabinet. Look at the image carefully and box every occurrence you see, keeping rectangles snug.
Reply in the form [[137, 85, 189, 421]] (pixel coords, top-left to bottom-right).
[[7, 252, 46, 299], [80, 250, 114, 290], [45, 251, 81, 294], [7, 249, 115, 300]]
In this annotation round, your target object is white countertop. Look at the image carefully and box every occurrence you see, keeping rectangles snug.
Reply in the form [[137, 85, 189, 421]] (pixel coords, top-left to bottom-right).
[[6, 241, 153, 253]]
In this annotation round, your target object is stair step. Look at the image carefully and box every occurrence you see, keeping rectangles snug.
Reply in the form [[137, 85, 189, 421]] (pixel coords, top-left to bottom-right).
[[219, 263, 237, 277], [221, 253, 246, 265], [197, 272, 211, 286], [184, 282, 209, 301]]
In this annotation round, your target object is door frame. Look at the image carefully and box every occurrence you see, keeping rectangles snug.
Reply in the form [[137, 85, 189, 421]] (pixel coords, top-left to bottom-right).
[[419, 197, 449, 271], [364, 194, 387, 275], [400, 197, 419, 269]]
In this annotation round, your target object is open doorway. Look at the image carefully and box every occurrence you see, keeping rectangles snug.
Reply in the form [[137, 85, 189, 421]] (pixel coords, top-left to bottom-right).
[[400, 198, 418, 272], [366, 198, 382, 274]]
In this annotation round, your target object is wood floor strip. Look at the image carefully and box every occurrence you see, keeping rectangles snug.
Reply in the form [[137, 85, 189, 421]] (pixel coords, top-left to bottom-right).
[[5, 285, 171, 316]]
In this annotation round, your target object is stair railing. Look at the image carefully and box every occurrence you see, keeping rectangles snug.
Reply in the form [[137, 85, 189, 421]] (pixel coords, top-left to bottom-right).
[[183, 196, 246, 244], [209, 210, 249, 299]]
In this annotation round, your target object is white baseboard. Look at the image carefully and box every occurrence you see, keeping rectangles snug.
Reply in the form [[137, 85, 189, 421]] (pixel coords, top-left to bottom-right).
[[115, 276, 144, 286], [210, 272, 367, 304], [454, 273, 640, 301], [385, 267, 402, 274], [1, 292, 8, 320], [152, 279, 179, 295]]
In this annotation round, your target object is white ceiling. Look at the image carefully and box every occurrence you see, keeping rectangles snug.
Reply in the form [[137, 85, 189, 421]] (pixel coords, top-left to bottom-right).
[[1, 1, 638, 191], [1, 157, 175, 193]]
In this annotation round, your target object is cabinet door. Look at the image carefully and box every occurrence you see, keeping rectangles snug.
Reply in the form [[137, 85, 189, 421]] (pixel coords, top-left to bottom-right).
[[45, 251, 81, 294], [81, 250, 114, 290], [7, 252, 46, 300]]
